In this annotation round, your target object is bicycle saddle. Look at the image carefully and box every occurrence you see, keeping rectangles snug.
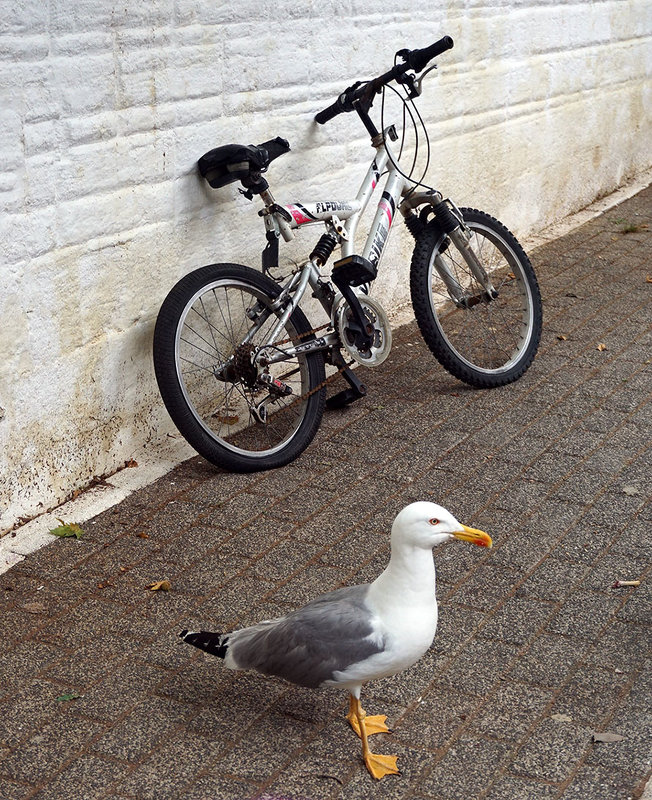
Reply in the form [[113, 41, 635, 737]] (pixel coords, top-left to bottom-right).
[[199, 137, 290, 188]]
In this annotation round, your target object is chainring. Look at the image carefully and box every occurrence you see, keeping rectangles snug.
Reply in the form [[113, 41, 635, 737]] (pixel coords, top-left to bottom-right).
[[333, 293, 392, 366]]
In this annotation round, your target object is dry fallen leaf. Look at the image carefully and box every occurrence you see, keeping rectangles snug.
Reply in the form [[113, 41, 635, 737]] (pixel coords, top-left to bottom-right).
[[147, 580, 171, 592], [136, 532, 149, 539], [125, 459, 138, 468], [593, 732, 625, 743], [597, 343, 607, 351], [551, 713, 573, 722], [557, 335, 568, 341], [622, 485, 640, 496], [646, 275, 652, 284], [22, 602, 47, 614], [612, 580, 641, 588]]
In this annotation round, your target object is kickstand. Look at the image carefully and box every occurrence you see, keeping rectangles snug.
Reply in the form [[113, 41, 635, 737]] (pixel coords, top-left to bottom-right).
[[326, 355, 367, 410]]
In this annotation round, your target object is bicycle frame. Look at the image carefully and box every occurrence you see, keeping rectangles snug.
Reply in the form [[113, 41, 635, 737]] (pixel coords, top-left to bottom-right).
[[252, 130, 419, 362]]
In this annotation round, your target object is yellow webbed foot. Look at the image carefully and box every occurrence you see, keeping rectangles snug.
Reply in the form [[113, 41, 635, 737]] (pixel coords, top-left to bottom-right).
[[364, 751, 400, 780], [347, 712, 390, 738]]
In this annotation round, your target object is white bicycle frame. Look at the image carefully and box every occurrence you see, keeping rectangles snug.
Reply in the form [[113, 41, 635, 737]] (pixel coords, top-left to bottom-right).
[[253, 128, 428, 363]]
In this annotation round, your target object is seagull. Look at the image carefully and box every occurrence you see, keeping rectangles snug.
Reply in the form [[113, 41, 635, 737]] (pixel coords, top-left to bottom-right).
[[180, 501, 492, 779]]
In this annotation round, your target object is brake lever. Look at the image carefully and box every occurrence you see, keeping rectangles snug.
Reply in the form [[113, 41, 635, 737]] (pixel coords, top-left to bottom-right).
[[395, 71, 420, 99], [414, 64, 438, 96], [395, 64, 438, 99]]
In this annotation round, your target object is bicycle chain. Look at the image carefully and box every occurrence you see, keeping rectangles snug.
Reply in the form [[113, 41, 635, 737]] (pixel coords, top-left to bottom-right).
[[264, 322, 354, 405]]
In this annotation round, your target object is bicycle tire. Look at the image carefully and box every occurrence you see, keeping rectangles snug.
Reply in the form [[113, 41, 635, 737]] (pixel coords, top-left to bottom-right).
[[410, 208, 542, 388], [153, 263, 326, 471]]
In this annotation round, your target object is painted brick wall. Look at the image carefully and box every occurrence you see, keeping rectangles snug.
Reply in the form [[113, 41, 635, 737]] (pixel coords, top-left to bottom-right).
[[1, 1, 650, 532]]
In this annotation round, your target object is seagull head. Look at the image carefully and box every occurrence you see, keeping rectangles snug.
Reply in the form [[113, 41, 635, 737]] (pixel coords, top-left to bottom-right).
[[392, 502, 492, 550]]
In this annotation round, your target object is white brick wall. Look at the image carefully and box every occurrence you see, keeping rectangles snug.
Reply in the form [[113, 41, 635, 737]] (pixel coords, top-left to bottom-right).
[[1, 0, 651, 532]]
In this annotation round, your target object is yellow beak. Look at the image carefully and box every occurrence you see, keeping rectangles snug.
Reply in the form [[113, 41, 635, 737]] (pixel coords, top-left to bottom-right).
[[453, 524, 493, 548]]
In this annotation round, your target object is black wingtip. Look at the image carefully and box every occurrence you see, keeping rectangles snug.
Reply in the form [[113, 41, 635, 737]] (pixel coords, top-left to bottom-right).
[[179, 629, 189, 640], [180, 630, 230, 659]]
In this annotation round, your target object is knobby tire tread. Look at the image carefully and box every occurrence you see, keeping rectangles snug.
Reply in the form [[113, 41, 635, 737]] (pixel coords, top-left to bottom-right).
[[153, 263, 326, 472], [410, 208, 542, 388]]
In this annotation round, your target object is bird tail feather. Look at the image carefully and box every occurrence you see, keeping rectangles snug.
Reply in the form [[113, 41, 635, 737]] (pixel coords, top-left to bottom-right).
[[179, 629, 230, 659]]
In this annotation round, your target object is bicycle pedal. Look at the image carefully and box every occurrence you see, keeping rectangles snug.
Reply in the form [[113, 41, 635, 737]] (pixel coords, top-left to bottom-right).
[[326, 387, 366, 410], [332, 254, 377, 288]]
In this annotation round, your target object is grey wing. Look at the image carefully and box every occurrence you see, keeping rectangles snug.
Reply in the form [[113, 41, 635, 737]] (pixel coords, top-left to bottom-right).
[[228, 584, 384, 688]]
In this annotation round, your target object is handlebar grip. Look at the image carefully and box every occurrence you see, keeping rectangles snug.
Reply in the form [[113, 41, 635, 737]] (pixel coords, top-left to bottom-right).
[[407, 35, 454, 72], [315, 98, 344, 125]]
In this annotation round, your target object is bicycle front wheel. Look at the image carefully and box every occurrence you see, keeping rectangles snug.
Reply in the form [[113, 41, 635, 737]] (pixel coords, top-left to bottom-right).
[[153, 263, 326, 471], [410, 208, 542, 388]]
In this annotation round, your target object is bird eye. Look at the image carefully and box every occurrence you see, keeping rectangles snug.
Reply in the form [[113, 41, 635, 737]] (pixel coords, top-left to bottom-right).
[[429, 518, 439, 525]]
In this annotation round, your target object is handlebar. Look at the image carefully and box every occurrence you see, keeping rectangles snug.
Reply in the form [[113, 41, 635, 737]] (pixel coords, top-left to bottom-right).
[[314, 36, 454, 125], [400, 35, 454, 73]]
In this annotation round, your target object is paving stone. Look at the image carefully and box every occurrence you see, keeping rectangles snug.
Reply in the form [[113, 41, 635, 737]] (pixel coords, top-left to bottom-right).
[[184, 774, 261, 799], [417, 735, 515, 799], [0, 679, 68, 748], [561, 763, 646, 800], [617, 581, 652, 625], [468, 682, 553, 741], [516, 558, 589, 601], [438, 637, 520, 696], [0, 777, 34, 800], [394, 684, 482, 750], [508, 634, 590, 688], [341, 742, 437, 799], [185, 576, 276, 630], [185, 672, 287, 741], [509, 717, 592, 781], [230, 514, 297, 558], [0, 639, 63, 696], [0, 715, 105, 783], [433, 603, 489, 653], [116, 728, 226, 799], [584, 665, 652, 775], [43, 632, 140, 690], [269, 565, 347, 607], [367, 648, 449, 707], [70, 660, 170, 721], [27, 754, 129, 800], [479, 597, 556, 646], [261, 753, 353, 800], [217, 711, 317, 781], [316, 527, 386, 570], [91, 694, 194, 762], [549, 665, 630, 727], [171, 548, 251, 594], [482, 775, 560, 799], [546, 590, 620, 640]]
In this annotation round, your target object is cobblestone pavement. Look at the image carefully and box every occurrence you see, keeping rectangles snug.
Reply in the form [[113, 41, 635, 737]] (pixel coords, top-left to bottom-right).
[[1, 186, 650, 800]]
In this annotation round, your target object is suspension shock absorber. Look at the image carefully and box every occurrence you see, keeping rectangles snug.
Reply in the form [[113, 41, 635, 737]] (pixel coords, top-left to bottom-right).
[[310, 231, 339, 266]]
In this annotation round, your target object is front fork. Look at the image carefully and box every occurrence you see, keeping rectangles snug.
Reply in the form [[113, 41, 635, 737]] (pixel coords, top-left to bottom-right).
[[402, 196, 498, 306]]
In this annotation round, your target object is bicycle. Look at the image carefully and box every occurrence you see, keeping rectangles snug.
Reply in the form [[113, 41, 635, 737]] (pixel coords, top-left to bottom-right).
[[153, 36, 543, 472]]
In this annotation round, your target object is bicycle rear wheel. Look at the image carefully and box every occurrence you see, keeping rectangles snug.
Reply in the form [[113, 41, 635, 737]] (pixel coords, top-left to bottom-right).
[[153, 263, 326, 471], [410, 208, 542, 387]]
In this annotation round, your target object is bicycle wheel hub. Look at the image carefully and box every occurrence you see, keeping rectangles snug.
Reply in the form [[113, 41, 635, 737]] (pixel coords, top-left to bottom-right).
[[233, 343, 258, 386]]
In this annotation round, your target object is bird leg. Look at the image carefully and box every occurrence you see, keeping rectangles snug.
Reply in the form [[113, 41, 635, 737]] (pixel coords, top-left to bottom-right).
[[347, 695, 390, 737], [349, 695, 399, 780]]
